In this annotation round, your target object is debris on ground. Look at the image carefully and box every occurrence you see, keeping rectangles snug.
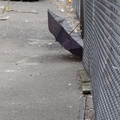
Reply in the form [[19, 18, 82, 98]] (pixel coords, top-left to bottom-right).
[[6, 9, 39, 14], [0, 16, 9, 20]]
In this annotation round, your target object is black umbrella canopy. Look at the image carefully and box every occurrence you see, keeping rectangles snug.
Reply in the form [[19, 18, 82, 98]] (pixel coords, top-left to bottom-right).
[[48, 9, 83, 57], [48, 10, 64, 38]]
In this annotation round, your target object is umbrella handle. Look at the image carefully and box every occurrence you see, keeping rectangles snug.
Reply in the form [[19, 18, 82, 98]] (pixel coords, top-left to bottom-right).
[[69, 19, 83, 35]]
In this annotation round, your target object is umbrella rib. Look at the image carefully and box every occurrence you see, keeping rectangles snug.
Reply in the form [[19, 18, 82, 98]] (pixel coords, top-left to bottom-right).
[[69, 19, 83, 35]]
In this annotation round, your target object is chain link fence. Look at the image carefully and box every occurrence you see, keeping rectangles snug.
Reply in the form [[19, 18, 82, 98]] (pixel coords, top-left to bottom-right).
[[71, 0, 81, 19], [72, 0, 120, 119]]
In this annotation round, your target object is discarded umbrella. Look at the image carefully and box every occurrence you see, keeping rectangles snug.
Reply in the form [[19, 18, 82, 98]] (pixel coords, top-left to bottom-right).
[[48, 9, 83, 57]]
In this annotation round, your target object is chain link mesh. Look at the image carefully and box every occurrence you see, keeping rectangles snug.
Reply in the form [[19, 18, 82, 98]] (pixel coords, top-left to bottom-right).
[[72, 0, 120, 119], [72, 0, 81, 19]]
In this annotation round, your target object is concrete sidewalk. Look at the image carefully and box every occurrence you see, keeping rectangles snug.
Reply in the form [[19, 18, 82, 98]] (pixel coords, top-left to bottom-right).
[[0, 0, 84, 120]]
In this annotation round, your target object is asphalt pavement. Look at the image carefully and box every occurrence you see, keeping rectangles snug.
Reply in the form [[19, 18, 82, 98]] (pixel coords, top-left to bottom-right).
[[0, 0, 83, 120]]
